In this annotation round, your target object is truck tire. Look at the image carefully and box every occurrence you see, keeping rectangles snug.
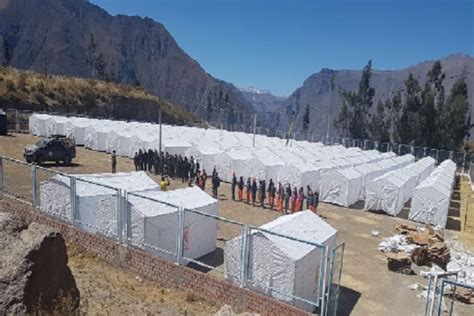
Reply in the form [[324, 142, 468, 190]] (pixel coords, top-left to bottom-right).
[[64, 155, 71, 166], [36, 156, 43, 165]]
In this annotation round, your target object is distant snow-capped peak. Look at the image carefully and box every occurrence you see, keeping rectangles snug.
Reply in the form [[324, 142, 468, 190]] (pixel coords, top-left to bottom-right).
[[239, 86, 270, 95]]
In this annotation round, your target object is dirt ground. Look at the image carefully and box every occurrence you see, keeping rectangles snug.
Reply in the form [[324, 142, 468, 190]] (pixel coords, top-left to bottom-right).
[[1, 133, 473, 315]]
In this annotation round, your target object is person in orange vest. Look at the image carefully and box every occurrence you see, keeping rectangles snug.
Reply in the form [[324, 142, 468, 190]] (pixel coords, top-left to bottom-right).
[[276, 182, 283, 213], [291, 186, 298, 213], [238, 176, 244, 201], [246, 177, 251, 204]]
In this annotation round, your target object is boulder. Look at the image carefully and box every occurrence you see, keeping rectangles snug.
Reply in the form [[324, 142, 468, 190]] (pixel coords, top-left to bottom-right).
[[0, 212, 80, 314]]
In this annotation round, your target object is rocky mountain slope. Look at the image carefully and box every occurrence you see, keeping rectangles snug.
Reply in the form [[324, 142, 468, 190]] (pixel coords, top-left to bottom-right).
[[0, 0, 253, 125], [272, 54, 474, 137]]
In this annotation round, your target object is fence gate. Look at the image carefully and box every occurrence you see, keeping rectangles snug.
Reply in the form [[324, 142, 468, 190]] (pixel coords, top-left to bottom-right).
[[324, 243, 345, 316]]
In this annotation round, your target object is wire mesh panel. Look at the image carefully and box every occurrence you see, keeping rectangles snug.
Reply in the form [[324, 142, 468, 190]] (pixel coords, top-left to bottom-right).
[[126, 192, 179, 261], [325, 243, 345, 316], [399, 144, 412, 156], [244, 226, 327, 313], [438, 150, 451, 164], [413, 146, 426, 160], [428, 149, 439, 161], [35, 166, 72, 223], [72, 177, 120, 240], [181, 208, 245, 282], [451, 152, 466, 169], [436, 279, 473, 316], [0, 157, 33, 204]]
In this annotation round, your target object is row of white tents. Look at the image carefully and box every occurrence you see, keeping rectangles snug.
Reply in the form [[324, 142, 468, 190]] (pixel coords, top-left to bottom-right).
[[409, 160, 457, 228], [30, 114, 456, 223], [40, 171, 219, 261]]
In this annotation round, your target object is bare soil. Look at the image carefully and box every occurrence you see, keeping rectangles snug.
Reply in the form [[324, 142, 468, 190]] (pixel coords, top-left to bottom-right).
[[1, 133, 472, 315]]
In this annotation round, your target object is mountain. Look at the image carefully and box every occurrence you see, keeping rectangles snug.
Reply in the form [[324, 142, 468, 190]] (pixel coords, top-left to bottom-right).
[[239, 86, 286, 114], [272, 54, 474, 138], [0, 67, 198, 124], [0, 0, 253, 125]]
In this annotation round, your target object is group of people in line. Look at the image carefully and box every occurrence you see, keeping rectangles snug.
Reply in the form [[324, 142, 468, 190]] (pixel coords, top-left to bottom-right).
[[132, 149, 222, 198], [231, 174, 319, 214], [129, 150, 318, 212]]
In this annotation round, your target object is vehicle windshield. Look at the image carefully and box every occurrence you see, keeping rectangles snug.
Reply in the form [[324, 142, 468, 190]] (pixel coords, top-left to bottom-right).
[[35, 140, 47, 147]]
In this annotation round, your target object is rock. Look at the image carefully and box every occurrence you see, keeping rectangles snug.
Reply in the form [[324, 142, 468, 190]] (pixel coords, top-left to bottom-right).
[[386, 252, 414, 274], [371, 230, 380, 237], [0, 212, 80, 314], [215, 305, 260, 316]]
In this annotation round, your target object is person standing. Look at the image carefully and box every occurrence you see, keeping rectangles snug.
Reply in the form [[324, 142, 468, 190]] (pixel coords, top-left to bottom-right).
[[297, 187, 305, 212], [285, 184, 292, 214], [314, 191, 320, 212], [212, 172, 220, 198], [202, 169, 208, 191], [231, 173, 237, 200], [259, 180, 266, 208], [246, 177, 251, 204], [111, 150, 117, 173], [267, 179, 275, 209], [306, 186, 313, 210], [291, 187, 298, 213], [251, 178, 257, 206], [160, 176, 170, 191], [238, 176, 244, 201], [133, 152, 139, 171], [276, 182, 283, 212]]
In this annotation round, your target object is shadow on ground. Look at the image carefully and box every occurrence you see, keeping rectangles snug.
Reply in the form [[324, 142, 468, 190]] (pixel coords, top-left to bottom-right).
[[335, 286, 362, 316]]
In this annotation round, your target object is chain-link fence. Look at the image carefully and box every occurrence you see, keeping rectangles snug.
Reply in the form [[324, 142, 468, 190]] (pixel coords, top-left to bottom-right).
[[0, 155, 344, 315]]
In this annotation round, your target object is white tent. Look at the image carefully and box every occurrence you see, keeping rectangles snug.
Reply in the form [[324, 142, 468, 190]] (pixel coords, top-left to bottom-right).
[[251, 148, 285, 183], [278, 162, 321, 191], [65, 118, 92, 145], [128, 186, 218, 261], [224, 211, 338, 312], [214, 148, 257, 182], [409, 160, 456, 228], [364, 157, 435, 216], [29, 113, 49, 136], [185, 146, 221, 174], [40, 172, 160, 238], [319, 168, 363, 207]]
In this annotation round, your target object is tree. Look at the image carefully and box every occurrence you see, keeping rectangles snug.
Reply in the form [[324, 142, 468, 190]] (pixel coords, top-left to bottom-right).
[[396, 73, 422, 144], [336, 60, 375, 139], [334, 101, 351, 137], [302, 104, 310, 131], [441, 77, 471, 150], [369, 100, 390, 142], [85, 34, 106, 79]]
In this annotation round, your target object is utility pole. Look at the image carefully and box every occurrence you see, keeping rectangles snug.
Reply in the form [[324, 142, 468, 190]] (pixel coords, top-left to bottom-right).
[[252, 113, 257, 147], [158, 107, 162, 156], [326, 114, 331, 144]]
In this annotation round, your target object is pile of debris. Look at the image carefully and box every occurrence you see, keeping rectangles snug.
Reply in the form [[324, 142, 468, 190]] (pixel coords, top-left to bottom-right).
[[379, 223, 473, 305], [378, 224, 450, 274]]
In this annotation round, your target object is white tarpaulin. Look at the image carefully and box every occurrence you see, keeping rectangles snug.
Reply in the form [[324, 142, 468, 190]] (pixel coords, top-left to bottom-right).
[[224, 211, 338, 312], [40, 172, 160, 238], [364, 157, 435, 216], [409, 160, 456, 228], [319, 168, 363, 207], [128, 186, 218, 261]]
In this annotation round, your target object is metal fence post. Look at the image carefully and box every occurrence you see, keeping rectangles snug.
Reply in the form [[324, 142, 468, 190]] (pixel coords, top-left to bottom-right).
[[69, 176, 77, 226], [123, 190, 131, 245], [116, 189, 124, 243], [240, 225, 250, 288], [320, 246, 329, 315], [31, 164, 37, 209], [176, 207, 185, 265]]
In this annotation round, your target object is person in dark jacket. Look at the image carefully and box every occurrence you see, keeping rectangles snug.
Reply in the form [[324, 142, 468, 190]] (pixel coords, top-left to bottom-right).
[[246, 177, 251, 204], [133, 152, 139, 171], [111, 150, 117, 173], [212, 173, 220, 198], [251, 178, 258, 206], [259, 180, 266, 208], [231, 173, 237, 200], [285, 184, 292, 214], [268, 179, 275, 210], [238, 176, 244, 201]]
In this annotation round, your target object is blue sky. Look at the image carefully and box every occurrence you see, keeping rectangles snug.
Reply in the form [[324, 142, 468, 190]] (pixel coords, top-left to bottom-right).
[[91, 0, 473, 96]]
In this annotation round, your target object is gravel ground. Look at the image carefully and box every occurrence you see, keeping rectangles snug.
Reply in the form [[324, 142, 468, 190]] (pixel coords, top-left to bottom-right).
[[1, 133, 472, 315]]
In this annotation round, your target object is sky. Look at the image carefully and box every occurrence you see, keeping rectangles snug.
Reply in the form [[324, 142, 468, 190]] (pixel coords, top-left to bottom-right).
[[90, 0, 474, 96]]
